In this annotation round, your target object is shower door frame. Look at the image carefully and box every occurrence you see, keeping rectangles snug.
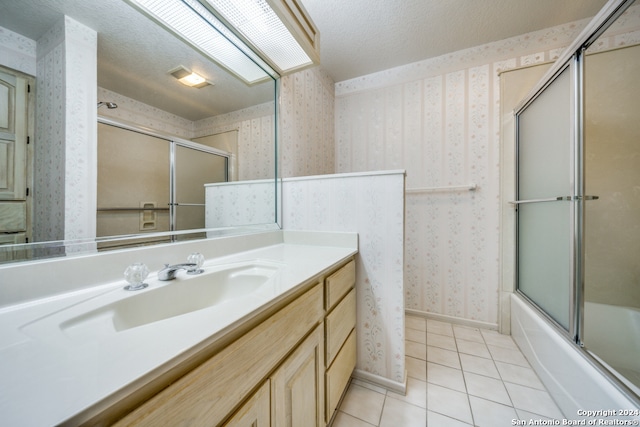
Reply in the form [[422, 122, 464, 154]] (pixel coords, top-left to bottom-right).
[[97, 117, 231, 237], [513, 59, 579, 340], [512, 0, 638, 402]]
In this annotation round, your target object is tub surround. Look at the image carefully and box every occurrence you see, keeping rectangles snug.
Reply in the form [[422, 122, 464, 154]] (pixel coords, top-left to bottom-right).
[[511, 294, 640, 418], [0, 230, 357, 426]]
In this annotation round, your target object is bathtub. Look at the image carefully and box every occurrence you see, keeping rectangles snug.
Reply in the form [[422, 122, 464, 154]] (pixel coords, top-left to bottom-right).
[[510, 294, 640, 418], [584, 302, 640, 396]]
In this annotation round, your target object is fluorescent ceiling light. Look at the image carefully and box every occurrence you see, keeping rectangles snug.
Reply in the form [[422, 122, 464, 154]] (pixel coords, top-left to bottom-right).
[[126, 0, 277, 84], [202, 0, 313, 73]]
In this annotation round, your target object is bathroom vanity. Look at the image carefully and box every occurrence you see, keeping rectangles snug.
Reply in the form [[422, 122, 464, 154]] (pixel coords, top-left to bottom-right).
[[0, 230, 357, 426]]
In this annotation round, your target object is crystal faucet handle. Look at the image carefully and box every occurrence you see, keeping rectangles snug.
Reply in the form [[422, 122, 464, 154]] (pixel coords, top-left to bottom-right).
[[187, 252, 205, 274], [124, 262, 150, 291]]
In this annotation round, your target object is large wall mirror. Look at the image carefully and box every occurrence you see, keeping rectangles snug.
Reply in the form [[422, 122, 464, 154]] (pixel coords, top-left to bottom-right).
[[0, 0, 280, 262]]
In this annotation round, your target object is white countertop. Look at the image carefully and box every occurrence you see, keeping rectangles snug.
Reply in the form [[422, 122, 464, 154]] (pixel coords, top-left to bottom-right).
[[0, 233, 357, 426]]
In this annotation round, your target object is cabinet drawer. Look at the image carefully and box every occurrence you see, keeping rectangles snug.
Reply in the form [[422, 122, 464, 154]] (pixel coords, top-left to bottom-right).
[[115, 283, 323, 427], [325, 259, 355, 310], [325, 288, 355, 366], [326, 329, 356, 421]]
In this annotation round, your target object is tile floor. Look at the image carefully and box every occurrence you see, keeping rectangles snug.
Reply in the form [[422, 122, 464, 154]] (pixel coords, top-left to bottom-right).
[[331, 315, 564, 426]]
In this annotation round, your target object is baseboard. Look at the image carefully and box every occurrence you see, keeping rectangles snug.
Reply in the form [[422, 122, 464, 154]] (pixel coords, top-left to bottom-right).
[[351, 369, 407, 395], [406, 308, 498, 331]]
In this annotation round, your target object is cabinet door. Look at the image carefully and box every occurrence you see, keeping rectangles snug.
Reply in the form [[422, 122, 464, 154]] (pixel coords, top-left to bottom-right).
[[272, 325, 324, 427], [224, 380, 270, 427]]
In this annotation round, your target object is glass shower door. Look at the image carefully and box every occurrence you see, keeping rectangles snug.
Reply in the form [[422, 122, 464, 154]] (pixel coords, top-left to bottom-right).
[[582, 41, 640, 393], [97, 123, 171, 243], [516, 66, 574, 331], [173, 143, 228, 236]]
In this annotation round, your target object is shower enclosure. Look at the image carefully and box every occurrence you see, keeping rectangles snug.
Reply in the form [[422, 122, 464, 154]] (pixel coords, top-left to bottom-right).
[[513, 0, 639, 406], [97, 120, 229, 247]]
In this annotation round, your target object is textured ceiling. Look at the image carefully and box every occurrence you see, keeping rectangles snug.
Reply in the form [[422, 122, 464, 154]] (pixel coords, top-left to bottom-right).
[[0, 0, 610, 119], [298, 0, 609, 82], [0, 0, 274, 121]]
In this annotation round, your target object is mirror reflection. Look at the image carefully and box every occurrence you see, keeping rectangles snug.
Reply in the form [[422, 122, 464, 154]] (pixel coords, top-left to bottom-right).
[[0, 0, 278, 259]]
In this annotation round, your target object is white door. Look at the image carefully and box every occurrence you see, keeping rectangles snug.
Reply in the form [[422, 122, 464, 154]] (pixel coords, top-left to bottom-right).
[[0, 69, 29, 243]]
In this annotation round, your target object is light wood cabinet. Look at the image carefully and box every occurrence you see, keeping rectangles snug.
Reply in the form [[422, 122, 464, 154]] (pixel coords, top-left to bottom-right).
[[106, 257, 356, 427], [326, 289, 356, 365], [325, 260, 355, 310], [223, 380, 271, 427], [272, 325, 324, 427], [326, 330, 356, 420], [323, 260, 357, 423]]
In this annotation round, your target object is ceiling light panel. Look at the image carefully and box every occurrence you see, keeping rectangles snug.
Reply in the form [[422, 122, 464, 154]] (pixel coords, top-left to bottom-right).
[[203, 0, 313, 73], [127, 0, 276, 84]]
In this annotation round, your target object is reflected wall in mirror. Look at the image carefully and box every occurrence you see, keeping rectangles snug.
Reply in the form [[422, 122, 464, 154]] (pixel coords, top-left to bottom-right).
[[0, 0, 279, 261]]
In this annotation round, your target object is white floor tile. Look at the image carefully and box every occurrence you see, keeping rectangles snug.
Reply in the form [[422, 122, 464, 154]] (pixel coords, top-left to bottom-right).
[[406, 356, 427, 381], [505, 382, 564, 419], [335, 317, 564, 427], [427, 346, 461, 369], [406, 315, 427, 332], [332, 411, 377, 427], [469, 395, 519, 427], [427, 410, 473, 426], [351, 379, 389, 395], [427, 384, 473, 424], [515, 408, 559, 421], [488, 345, 529, 367], [339, 383, 386, 425], [453, 325, 484, 343], [427, 319, 454, 337], [379, 396, 426, 427], [406, 340, 427, 360], [387, 377, 427, 409], [481, 329, 518, 349], [406, 328, 427, 344], [459, 353, 500, 379], [456, 339, 491, 359], [463, 371, 512, 406], [495, 361, 545, 390], [427, 362, 466, 392], [427, 332, 457, 351]]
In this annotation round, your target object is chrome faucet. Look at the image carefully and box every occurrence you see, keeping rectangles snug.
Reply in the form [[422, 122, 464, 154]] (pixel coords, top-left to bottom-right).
[[158, 263, 197, 281]]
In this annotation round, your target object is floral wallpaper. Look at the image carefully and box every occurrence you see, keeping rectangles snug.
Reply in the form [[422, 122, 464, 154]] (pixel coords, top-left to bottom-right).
[[334, 15, 598, 327], [204, 180, 275, 228], [194, 102, 276, 181], [0, 26, 36, 76], [279, 66, 335, 178], [30, 17, 98, 242], [281, 172, 406, 384], [206, 172, 407, 386]]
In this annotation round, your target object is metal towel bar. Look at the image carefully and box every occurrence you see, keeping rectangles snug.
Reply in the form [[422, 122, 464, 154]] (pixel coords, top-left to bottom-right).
[[508, 195, 599, 205], [406, 184, 477, 193]]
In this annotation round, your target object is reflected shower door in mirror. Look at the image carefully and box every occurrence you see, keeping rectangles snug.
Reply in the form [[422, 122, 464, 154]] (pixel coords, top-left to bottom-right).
[[96, 122, 229, 249], [582, 0, 640, 395], [174, 143, 228, 239], [0, 0, 279, 262]]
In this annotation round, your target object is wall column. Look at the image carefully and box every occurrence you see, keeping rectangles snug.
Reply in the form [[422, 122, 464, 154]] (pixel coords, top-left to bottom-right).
[[34, 16, 97, 242]]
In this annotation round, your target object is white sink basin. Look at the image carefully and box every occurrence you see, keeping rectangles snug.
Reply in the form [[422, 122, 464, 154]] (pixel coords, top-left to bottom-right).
[[21, 260, 281, 342]]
